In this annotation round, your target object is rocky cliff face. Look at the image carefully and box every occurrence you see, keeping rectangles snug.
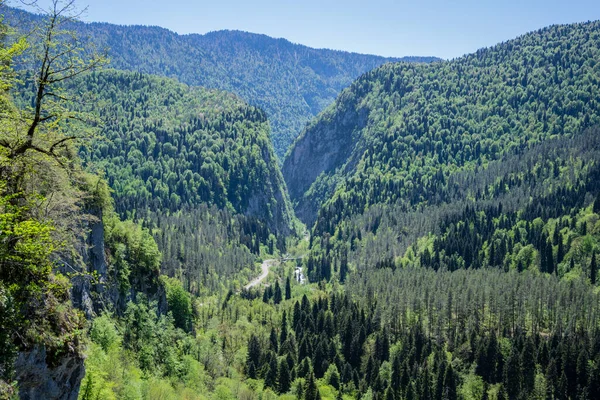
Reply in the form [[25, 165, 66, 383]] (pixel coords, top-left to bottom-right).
[[15, 347, 84, 400], [13, 207, 106, 400], [282, 90, 368, 224]]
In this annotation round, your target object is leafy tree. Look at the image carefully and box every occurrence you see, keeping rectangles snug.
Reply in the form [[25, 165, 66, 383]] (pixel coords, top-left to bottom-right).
[[161, 276, 192, 331]]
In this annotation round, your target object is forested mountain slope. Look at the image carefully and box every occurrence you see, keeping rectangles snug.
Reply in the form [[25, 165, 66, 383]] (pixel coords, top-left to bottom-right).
[[6, 6, 439, 158], [73, 70, 295, 290], [15, 68, 295, 292], [284, 20, 600, 224]]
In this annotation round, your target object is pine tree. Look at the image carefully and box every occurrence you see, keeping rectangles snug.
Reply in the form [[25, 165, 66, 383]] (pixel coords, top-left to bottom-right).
[[278, 359, 291, 394], [594, 192, 600, 214], [285, 276, 291, 300], [273, 281, 282, 304], [264, 356, 278, 390], [305, 371, 321, 400], [591, 251, 597, 285]]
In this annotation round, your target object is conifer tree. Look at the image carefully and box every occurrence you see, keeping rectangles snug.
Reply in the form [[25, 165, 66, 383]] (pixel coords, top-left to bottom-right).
[[594, 192, 600, 214], [340, 248, 349, 283], [591, 251, 597, 285], [270, 328, 278, 353], [279, 311, 289, 351], [305, 371, 321, 400], [246, 334, 261, 379], [384, 386, 396, 400], [521, 338, 536, 394], [264, 356, 278, 390], [504, 347, 521, 399], [443, 363, 457, 400], [273, 281, 283, 304], [278, 359, 291, 394], [285, 276, 291, 300], [588, 361, 600, 400]]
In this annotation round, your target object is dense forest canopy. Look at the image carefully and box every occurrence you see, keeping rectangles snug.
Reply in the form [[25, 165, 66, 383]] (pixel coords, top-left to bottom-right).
[[14, 68, 296, 293], [5, 6, 439, 158], [1, 2, 600, 400], [284, 20, 600, 225]]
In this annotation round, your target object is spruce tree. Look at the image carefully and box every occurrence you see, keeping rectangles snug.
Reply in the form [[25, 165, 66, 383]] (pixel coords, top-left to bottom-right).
[[270, 328, 278, 353], [305, 371, 321, 400], [264, 356, 278, 390], [273, 281, 282, 304], [280, 310, 288, 346], [443, 363, 457, 400], [591, 251, 597, 285], [504, 348, 521, 399], [340, 249, 349, 283], [497, 384, 507, 400], [384, 386, 396, 400], [588, 361, 600, 400], [278, 359, 291, 394], [246, 334, 261, 378], [594, 192, 600, 214], [575, 349, 589, 393], [521, 338, 536, 394], [285, 276, 291, 300]]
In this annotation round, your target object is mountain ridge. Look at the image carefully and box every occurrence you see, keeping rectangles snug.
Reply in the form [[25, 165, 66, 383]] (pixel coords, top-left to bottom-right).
[[5, 6, 440, 158]]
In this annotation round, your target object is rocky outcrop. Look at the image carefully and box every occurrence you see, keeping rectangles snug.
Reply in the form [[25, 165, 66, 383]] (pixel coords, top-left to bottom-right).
[[15, 347, 84, 400], [282, 92, 368, 223]]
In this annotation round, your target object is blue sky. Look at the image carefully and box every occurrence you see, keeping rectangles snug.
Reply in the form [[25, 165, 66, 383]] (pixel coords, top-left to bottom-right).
[[14, 0, 600, 59]]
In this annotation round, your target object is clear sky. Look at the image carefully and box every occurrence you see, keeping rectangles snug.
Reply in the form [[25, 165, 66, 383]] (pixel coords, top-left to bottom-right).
[[13, 0, 600, 60]]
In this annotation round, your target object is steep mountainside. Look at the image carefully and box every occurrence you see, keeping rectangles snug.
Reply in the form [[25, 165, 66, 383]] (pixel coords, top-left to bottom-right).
[[6, 7, 439, 158], [284, 21, 600, 225], [14, 69, 295, 291], [76, 70, 295, 288], [72, 70, 293, 233]]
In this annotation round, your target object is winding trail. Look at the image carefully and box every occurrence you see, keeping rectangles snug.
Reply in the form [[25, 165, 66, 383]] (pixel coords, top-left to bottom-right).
[[244, 259, 278, 290], [244, 232, 310, 290], [244, 254, 308, 290]]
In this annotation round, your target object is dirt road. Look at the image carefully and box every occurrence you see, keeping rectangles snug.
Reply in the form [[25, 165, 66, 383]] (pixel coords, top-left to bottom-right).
[[244, 259, 278, 290]]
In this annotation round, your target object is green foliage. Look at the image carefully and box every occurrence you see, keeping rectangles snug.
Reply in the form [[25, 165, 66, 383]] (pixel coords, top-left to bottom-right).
[[0, 283, 16, 389], [90, 313, 120, 353], [69, 70, 292, 230], [161, 276, 192, 332], [104, 213, 161, 293], [285, 20, 600, 246]]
